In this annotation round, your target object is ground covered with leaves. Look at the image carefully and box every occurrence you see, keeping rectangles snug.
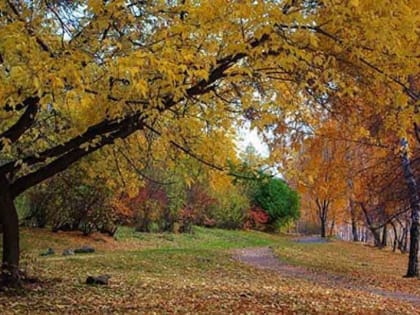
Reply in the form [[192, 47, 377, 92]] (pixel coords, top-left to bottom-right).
[[1, 228, 419, 314]]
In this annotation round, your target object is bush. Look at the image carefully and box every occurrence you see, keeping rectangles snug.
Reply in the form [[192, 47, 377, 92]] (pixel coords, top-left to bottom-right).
[[177, 206, 195, 233], [243, 206, 269, 230], [253, 178, 300, 230], [22, 165, 119, 236], [113, 182, 172, 233], [183, 185, 217, 226], [212, 189, 249, 229]]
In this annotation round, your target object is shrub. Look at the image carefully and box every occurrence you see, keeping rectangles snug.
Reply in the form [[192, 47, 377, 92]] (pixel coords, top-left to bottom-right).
[[135, 184, 170, 232], [243, 206, 269, 230], [184, 185, 217, 226], [212, 189, 249, 229], [177, 206, 195, 233], [22, 165, 119, 236], [253, 178, 300, 230], [113, 182, 172, 233]]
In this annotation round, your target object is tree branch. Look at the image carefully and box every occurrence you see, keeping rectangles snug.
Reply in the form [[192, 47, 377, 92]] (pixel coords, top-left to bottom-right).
[[3, 33, 271, 195], [11, 115, 144, 196], [0, 97, 39, 149], [143, 123, 225, 172]]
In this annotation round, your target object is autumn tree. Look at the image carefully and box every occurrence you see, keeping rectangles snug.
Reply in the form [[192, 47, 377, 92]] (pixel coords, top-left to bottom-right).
[[292, 125, 348, 238]]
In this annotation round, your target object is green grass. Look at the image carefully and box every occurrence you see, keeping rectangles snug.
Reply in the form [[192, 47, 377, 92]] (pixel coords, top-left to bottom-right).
[[0, 227, 418, 314], [114, 225, 279, 249]]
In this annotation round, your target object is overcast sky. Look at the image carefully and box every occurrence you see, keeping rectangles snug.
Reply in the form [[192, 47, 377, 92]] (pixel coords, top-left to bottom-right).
[[236, 125, 269, 158]]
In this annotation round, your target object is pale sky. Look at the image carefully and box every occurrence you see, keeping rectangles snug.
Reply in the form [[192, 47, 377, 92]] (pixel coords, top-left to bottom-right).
[[236, 125, 269, 158]]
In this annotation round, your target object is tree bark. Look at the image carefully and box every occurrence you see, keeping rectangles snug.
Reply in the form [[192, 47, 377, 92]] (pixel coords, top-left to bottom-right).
[[381, 224, 388, 247], [401, 139, 420, 277], [0, 176, 20, 284], [391, 221, 398, 252], [320, 217, 326, 238], [350, 199, 359, 241], [400, 222, 409, 253], [329, 218, 335, 237], [359, 202, 382, 247], [371, 228, 382, 247], [316, 198, 328, 238]]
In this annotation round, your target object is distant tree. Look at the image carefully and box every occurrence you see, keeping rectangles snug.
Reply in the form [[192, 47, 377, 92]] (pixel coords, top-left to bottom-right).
[[253, 178, 300, 230]]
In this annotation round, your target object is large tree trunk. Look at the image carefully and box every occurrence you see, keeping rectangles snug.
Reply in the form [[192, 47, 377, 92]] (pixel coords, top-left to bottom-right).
[[401, 139, 420, 277], [0, 176, 20, 285]]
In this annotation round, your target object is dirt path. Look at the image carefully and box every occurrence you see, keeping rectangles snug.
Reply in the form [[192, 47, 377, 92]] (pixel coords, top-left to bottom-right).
[[233, 247, 420, 306]]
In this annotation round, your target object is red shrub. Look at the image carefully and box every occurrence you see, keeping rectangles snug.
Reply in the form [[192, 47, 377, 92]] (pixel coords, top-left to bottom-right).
[[111, 181, 170, 231], [184, 184, 217, 226], [243, 207, 269, 230], [177, 206, 196, 233], [203, 216, 217, 228]]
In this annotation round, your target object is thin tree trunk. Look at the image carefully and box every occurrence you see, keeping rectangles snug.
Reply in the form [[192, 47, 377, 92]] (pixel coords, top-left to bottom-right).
[[404, 227, 409, 252], [371, 228, 382, 247], [391, 221, 398, 252], [400, 223, 408, 253], [321, 218, 326, 238], [316, 199, 328, 238], [401, 138, 420, 277], [350, 199, 359, 241], [381, 224, 388, 247], [360, 202, 382, 248], [329, 218, 335, 237], [0, 176, 20, 284]]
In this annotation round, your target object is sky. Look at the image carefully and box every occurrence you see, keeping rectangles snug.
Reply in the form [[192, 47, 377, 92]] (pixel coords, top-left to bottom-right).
[[236, 125, 269, 158]]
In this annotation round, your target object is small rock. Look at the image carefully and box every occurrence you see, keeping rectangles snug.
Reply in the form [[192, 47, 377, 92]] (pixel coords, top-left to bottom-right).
[[86, 275, 111, 285], [74, 246, 95, 254], [62, 249, 75, 256], [40, 248, 55, 256], [197, 257, 211, 263]]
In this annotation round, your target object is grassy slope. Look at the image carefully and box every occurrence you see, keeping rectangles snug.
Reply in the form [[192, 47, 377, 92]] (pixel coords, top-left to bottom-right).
[[0, 227, 417, 314]]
